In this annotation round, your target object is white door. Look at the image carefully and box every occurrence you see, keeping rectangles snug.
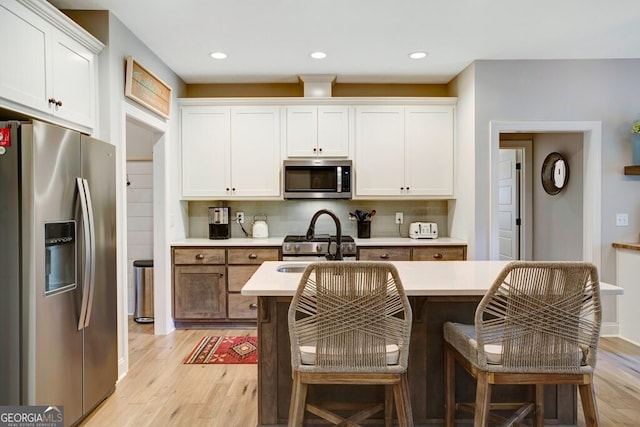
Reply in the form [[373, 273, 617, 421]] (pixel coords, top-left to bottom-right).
[[498, 149, 519, 260]]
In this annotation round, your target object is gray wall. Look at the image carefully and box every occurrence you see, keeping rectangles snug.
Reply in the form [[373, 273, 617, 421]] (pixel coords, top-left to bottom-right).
[[454, 59, 640, 284], [532, 133, 583, 261]]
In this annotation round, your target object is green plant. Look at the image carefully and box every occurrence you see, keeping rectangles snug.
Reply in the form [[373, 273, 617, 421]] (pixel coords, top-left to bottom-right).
[[632, 121, 640, 134]]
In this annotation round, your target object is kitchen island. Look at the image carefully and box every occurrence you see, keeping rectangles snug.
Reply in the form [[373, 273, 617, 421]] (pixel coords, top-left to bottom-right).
[[242, 260, 622, 427]]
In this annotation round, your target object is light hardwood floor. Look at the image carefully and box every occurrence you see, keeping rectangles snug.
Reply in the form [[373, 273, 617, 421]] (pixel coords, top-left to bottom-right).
[[82, 319, 640, 426]]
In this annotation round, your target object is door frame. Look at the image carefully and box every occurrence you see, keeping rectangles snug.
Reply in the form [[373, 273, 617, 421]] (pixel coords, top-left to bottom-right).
[[117, 101, 169, 377], [489, 121, 602, 269]]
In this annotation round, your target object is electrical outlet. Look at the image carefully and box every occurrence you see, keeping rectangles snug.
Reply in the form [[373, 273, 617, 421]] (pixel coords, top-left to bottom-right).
[[616, 213, 628, 227], [236, 212, 244, 224], [395, 212, 404, 224]]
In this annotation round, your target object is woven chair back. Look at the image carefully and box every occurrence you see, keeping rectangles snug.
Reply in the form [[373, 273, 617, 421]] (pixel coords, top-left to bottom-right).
[[475, 261, 601, 372], [288, 261, 412, 373]]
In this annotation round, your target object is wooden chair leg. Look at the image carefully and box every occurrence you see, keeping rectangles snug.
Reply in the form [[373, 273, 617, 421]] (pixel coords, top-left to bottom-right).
[[474, 371, 492, 427], [384, 384, 393, 427], [578, 380, 600, 427], [533, 384, 544, 427], [393, 373, 414, 427], [288, 371, 307, 427], [444, 345, 455, 427]]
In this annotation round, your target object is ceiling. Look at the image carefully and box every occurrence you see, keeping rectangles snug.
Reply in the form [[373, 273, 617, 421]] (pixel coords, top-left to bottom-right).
[[50, 0, 640, 85]]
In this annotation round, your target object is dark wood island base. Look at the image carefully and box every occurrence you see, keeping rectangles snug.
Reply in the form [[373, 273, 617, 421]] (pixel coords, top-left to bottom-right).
[[256, 295, 578, 426]]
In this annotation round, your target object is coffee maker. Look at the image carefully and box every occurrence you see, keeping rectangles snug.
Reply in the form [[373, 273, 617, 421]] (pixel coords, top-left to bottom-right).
[[208, 207, 230, 239]]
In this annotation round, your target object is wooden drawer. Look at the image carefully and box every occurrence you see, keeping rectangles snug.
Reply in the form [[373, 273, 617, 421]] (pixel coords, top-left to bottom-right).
[[173, 248, 225, 265], [228, 265, 259, 292], [412, 246, 466, 261], [228, 294, 258, 319], [227, 248, 279, 265], [358, 247, 411, 261]]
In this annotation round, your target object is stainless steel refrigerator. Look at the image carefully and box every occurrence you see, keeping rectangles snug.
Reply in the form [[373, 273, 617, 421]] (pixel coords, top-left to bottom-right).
[[0, 120, 117, 426]]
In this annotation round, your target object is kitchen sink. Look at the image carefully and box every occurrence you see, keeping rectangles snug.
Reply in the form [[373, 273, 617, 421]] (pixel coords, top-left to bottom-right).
[[276, 263, 309, 273]]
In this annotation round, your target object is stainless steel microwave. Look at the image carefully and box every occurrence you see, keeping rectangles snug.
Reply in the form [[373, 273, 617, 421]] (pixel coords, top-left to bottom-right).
[[283, 159, 352, 199]]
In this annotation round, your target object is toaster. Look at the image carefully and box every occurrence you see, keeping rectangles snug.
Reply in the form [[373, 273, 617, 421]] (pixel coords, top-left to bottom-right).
[[409, 222, 438, 239]]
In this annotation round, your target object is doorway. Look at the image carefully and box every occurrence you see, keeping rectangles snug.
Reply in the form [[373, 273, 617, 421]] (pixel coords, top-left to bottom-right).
[[117, 102, 169, 377], [125, 118, 156, 316], [489, 121, 602, 268]]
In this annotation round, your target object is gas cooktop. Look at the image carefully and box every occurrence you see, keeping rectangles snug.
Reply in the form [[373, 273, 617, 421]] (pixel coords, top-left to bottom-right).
[[282, 234, 356, 256]]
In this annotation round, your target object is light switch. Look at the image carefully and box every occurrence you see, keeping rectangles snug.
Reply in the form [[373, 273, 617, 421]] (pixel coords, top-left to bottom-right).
[[616, 213, 629, 227]]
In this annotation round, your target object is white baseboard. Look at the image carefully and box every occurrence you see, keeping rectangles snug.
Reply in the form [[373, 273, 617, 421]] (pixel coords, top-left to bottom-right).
[[600, 321, 619, 337]]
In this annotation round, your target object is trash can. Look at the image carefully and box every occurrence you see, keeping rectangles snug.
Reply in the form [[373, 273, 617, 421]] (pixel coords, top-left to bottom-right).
[[133, 260, 154, 323]]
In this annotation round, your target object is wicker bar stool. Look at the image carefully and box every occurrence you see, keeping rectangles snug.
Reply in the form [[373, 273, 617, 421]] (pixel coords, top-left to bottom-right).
[[288, 261, 414, 427], [443, 261, 601, 427]]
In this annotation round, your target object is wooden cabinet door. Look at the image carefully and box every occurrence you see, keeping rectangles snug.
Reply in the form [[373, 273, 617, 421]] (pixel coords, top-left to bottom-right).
[[230, 106, 281, 197], [412, 246, 466, 261], [355, 106, 405, 196], [405, 106, 454, 197], [0, 0, 50, 114], [173, 265, 226, 319], [50, 30, 97, 130], [180, 106, 231, 198]]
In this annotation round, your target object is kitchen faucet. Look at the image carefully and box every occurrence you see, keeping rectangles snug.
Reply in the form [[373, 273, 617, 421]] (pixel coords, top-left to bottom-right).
[[305, 209, 343, 261]]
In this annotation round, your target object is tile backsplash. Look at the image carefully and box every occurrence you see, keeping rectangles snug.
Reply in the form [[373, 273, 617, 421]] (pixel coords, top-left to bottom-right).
[[188, 200, 448, 239]]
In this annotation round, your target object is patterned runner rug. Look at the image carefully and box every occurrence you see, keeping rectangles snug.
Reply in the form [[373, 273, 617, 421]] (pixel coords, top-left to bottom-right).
[[183, 336, 258, 365]]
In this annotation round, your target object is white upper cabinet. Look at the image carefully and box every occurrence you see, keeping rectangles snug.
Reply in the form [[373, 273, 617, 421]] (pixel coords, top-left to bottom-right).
[[180, 105, 282, 199], [286, 106, 349, 157], [0, 0, 102, 133], [355, 104, 455, 198], [355, 106, 406, 196], [50, 30, 97, 130], [230, 107, 282, 197], [181, 106, 231, 198]]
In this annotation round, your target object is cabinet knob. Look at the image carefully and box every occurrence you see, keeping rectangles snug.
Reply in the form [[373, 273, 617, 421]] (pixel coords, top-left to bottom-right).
[[248, 253, 258, 259], [318, 147, 323, 152], [380, 253, 390, 259], [48, 98, 62, 107], [313, 148, 317, 152], [195, 253, 205, 260], [232, 187, 236, 191], [400, 187, 404, 190], [249, 303, 258, 310], [219, 272, 224, 277], [226, 187, 230, 191], [406, 187, 410, 190], [433, 253, 443, 260]]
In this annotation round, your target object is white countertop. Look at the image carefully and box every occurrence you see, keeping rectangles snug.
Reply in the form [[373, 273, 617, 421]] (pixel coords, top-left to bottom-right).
[[241, 260, 623, 297], [171, 236, 467, 247]]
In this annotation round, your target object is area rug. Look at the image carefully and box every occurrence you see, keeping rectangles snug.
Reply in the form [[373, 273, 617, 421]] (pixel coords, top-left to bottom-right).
[[183, 336, 258, 365]]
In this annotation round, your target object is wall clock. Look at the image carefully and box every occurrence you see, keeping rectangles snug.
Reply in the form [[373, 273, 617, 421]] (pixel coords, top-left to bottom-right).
[[541, 152, 569, 195]]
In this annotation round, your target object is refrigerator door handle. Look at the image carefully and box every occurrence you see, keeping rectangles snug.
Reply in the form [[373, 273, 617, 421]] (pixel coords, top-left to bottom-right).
[[82, 178, 96, 328], [76, 177, 96, 330]]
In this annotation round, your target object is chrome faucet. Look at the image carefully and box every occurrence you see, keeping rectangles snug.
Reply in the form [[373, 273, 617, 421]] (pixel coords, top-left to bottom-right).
[[305, 209, 343, 261]]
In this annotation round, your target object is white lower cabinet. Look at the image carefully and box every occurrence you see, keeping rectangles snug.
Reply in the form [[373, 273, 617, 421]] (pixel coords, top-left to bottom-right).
[[0, 0, 102, 133], [180, 105, 282, 199], [355, 105, 455, 198]]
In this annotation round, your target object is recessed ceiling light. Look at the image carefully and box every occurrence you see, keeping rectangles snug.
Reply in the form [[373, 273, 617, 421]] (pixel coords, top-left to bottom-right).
[[409, 51, 428, 59], [210, 52, 227, 59], [310, 51, 327, 59]]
